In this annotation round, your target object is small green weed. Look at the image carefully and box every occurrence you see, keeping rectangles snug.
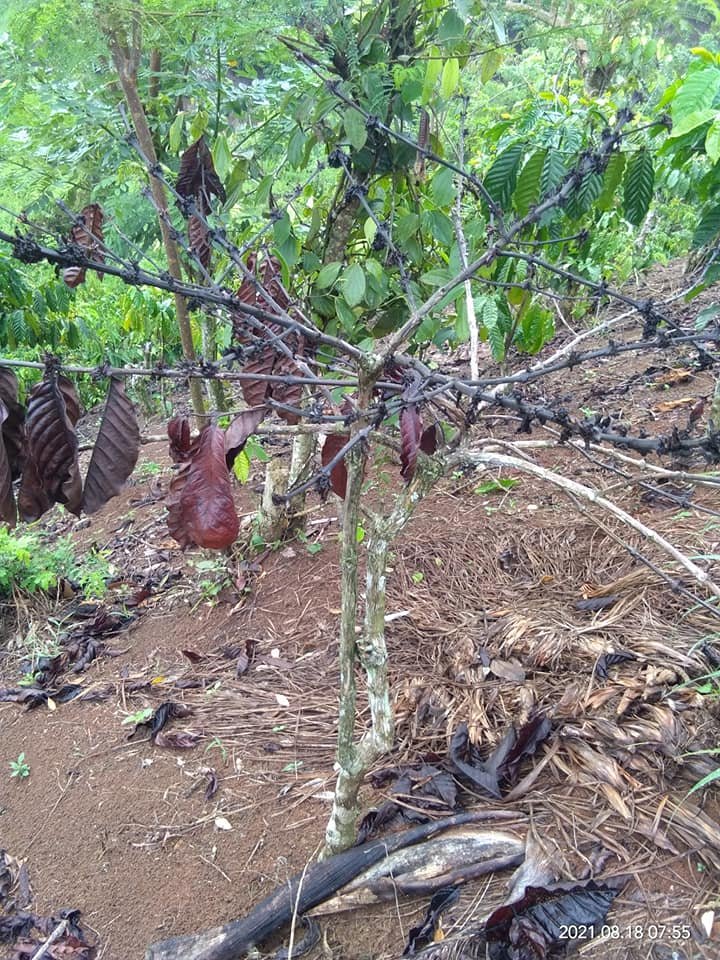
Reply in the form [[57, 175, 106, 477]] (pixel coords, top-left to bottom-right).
[[134, 460, 163, 479], [122, 707, 154, 727], [474, 477, 520, 495], [0, 528, 111, 599], [9, 753, 30, 779]]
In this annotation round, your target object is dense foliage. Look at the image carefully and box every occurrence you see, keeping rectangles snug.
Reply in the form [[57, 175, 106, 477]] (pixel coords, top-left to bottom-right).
[[0, 0, 718, 390]]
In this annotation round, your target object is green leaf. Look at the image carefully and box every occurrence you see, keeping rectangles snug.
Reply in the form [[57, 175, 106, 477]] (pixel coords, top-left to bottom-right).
[[396, 212, 420, 243], [597, 153, 626, 211], [245, 437, 269, 462], [671, 66, 720, 125], [342, 264, 366, 307], [540, 150, 566, 198], [233, 449, 251, 484], [438, 9, 465, 42], [480, 49, 503, 84], [567, 171, 603, 219], [516, 302, 555, 353], [422, 47, 442, 104], [696, 304, 720, 330], [335, 296, 356, 331], [692, 204, 720, 248], [189, 110, 208, 141], [344, 107, 367, 151], [211, 133, 232, 181], [316, 262, 342, 289], [431, 166, 455, 206], [669, 108, 717, 139], [706, 120, 720, 163], [168, 113, 184, 153], [480, 296, 504, 361], [623, 149, 654, 226], [513, 149, 546, 217], [287, 126, 307, 167], [420, 267, 453, 286], [273, 212, 292, 245], [440, 58, 460, 99], [483, 144, 523, 209]]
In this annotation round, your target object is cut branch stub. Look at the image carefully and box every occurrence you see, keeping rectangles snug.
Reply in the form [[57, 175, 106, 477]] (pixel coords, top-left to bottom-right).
[[62, 203, 105, 288], [82, 378, 140, 514], [17, 375, 80, 521], [321, 433, 350, 499], [166, 425, 239, 550], [400, 405, 423, 482], [224, 407, 266, 469]]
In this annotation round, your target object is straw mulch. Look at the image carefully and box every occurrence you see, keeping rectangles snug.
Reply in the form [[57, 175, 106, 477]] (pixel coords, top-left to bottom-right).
[[182, 501, 720, 956]]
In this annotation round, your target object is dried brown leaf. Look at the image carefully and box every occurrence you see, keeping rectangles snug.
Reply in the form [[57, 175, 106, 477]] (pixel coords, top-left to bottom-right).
[[0, 401, 16, 525], [188, 215, 211, 268], [17, 377, 79, 521], [225, 408, 266, 469], [420, 422, 442, 455], [176, 137, 225, 210], [82, 378, 140, 514], [63, 203, 104, 288], [166, 426, 239, 549], [167, 416, 192, 463], [400, 405, 423, 482], [154, 729, 202, 749], [321, 433, 350, 499], [0, 366, 25, 478]]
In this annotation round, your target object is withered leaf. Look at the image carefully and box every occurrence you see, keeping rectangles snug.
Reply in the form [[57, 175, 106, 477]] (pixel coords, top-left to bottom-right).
[[188, 214, 211, 268], [0, 367, 25, 479], [166, 426, 240, 549], [404, 886, 460, 956], [167, 416, 192, 463], [204, 768, 219, 801], [176, 137, 226, 210], [575, 595, 619, 612], [420, 422, 442, 456], [271, 350, 305, 426], [358, 764, 458, 843], [595, 650, 637, 681], [400, 405, 423, 482], [225, 408, 266, 469], [321, 433, 350, 499], [128, 701, 193, 741], [0, 401, 16, 526], [232, 253, 305, 421], [485, 876, 629, 959], [17, 377, 80, 521], [449, 715, 551, 799], [154, 729, 201, 749], [82, 378, 140, 514], [62, 203, 105, 288]]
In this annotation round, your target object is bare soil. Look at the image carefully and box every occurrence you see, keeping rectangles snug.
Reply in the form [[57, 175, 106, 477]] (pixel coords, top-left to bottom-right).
[[2, 259, 720, 960]]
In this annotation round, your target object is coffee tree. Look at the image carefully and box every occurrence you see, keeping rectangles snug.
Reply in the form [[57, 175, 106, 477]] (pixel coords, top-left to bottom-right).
[[2, 1, 720, 860]]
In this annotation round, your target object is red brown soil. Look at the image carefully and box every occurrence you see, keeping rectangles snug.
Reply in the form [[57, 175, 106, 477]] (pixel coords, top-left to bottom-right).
[[2, 260, 720, 960]]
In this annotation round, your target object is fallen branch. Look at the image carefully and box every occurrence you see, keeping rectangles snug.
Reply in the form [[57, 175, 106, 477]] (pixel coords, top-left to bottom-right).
[[144, 811, 522, 960]]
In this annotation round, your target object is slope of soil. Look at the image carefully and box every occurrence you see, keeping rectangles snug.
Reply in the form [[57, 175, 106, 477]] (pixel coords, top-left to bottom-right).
[[2, 259, 720, 960]]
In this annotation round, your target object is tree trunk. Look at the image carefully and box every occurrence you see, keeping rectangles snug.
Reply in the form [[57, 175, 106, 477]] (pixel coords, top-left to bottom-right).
[[105, 28, 206, 423]]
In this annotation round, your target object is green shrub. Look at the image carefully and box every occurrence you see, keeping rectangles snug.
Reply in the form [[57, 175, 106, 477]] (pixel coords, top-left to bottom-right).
[[0, 527, 111, 598]]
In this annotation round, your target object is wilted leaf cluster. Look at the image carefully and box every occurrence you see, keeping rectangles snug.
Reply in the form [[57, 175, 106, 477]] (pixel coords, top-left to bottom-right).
[[0, 369, 139, 527]]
